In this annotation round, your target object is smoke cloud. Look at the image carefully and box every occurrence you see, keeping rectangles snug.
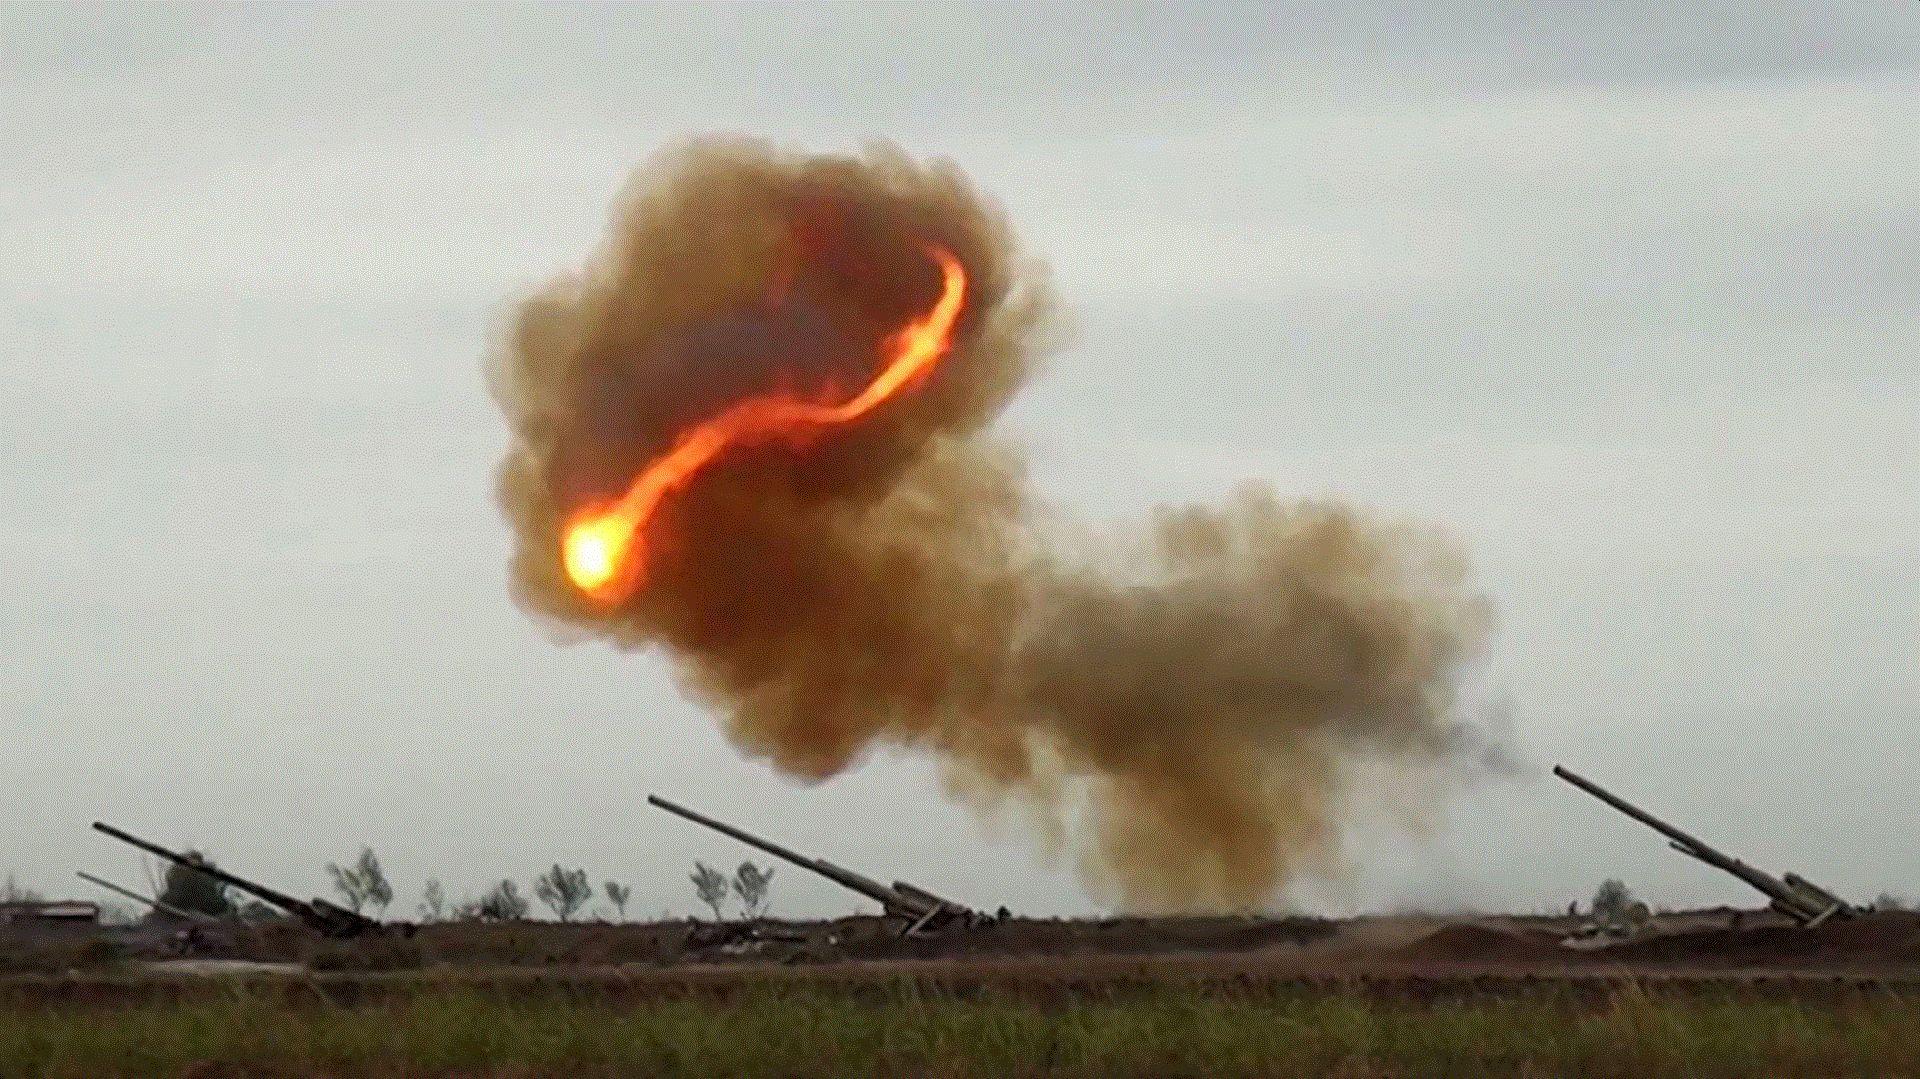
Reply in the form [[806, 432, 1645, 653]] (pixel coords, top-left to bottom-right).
[[490, 137, 1496, 910]]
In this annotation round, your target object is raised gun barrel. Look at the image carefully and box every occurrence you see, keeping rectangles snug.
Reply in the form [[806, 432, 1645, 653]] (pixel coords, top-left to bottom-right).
[[76, 871, 215, 924], [91, 821, 381, 938], [1552, 765, 1720, 855], [1552, 766, 1843, 924], [646, 794, 973, 927]]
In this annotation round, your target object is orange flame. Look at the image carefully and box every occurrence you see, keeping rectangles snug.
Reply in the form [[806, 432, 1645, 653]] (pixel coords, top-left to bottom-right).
[[561, 246, 968, 605]]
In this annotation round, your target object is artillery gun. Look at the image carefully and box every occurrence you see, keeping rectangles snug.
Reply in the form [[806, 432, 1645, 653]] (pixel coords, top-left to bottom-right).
[[647, 794, 981, 933], [1553, 765, 1855, 926], [91, 821, 385, 939]]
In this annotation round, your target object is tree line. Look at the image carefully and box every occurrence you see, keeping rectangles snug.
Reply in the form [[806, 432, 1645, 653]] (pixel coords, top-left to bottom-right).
[[87, 847, 780, 925]]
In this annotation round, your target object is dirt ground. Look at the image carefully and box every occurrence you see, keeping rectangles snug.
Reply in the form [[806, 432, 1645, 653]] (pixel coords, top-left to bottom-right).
[[4, 907, 1918, 1003]]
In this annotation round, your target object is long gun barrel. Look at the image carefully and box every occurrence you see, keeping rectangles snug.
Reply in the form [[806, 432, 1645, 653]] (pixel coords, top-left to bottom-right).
[[1553, 765, 1720, 856], [1664, 841, 1826, 922], [76, 871, 214, 924], [91, 821, 380, 938], [1552, 766, 1840, 924], [647, 794, 970, 924]]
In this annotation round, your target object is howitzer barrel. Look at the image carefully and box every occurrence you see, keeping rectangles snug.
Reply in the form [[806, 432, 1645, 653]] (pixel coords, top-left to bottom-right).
[[646, 794, 936, 917], [1552, 766, 1721, 857], [91, 821, 379, 937], [1552, 766, 1840, 924], [890, 880, 969, 915], [1666, 842, 1826, 922], [76, 871, 212, 924], [92, 821, 310, 915]]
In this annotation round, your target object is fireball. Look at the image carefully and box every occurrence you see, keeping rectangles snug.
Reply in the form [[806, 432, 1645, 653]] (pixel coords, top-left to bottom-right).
[[560, 245, 967, 605]]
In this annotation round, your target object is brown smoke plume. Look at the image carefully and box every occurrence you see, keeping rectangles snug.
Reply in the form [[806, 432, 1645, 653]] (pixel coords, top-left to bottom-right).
[[490, 137, 1495, 911]]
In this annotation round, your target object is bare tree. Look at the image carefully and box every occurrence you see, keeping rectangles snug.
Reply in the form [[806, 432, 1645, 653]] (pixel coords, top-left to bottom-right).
[[365, 854, 394, 916], [418, 878, 448, 923], [325, 847, 393, 916], [534, 865, 592, 922], [732, 862, 776, 919], [690, 861, 729, 921], [604, 881, 632, 922], [0, 873, 43, 904], [472, 879, 530, 922]]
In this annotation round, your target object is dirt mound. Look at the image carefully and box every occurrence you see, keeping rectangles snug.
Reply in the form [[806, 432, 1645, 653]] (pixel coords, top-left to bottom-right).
[[1610, 910, 1920, 968], [1395, 923, 1560, 964], [839, 916, 1339, 961], [1823, 910, 1920, 953]]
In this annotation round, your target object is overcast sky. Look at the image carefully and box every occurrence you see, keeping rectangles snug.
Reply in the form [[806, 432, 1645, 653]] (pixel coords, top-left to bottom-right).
[[3, 4, 1915, 921]]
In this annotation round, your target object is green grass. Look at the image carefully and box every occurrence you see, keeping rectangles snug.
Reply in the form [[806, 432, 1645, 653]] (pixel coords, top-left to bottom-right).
[[1, 980, 1916, 1077]]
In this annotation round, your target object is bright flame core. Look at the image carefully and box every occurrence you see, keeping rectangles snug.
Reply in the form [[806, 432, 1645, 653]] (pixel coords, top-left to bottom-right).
[[561, 245, 968, 605], [561, 512, 629, 598]]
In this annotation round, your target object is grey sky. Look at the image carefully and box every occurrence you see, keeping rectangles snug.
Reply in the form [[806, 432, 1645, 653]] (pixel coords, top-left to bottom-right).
[[3, 4, 1915, 920]]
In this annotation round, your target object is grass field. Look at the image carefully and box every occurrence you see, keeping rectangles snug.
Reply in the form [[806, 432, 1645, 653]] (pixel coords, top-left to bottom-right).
[[3, 977, 1917, 1077]]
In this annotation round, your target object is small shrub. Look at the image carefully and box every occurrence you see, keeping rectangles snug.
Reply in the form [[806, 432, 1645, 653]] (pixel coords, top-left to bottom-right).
[[468, 880, 530, 922], [733, 862, 776, 919], [156, 853, 234, 917], [534, 865, 592, 922], [1593, 878, 1636, 926], [604, 881, 632, 923], [325, 847, 394, 916], [691, 862, 729, 921]]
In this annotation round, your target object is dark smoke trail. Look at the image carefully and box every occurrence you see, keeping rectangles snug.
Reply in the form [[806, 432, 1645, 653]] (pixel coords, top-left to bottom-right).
[[489, 137, 1496, 911]]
